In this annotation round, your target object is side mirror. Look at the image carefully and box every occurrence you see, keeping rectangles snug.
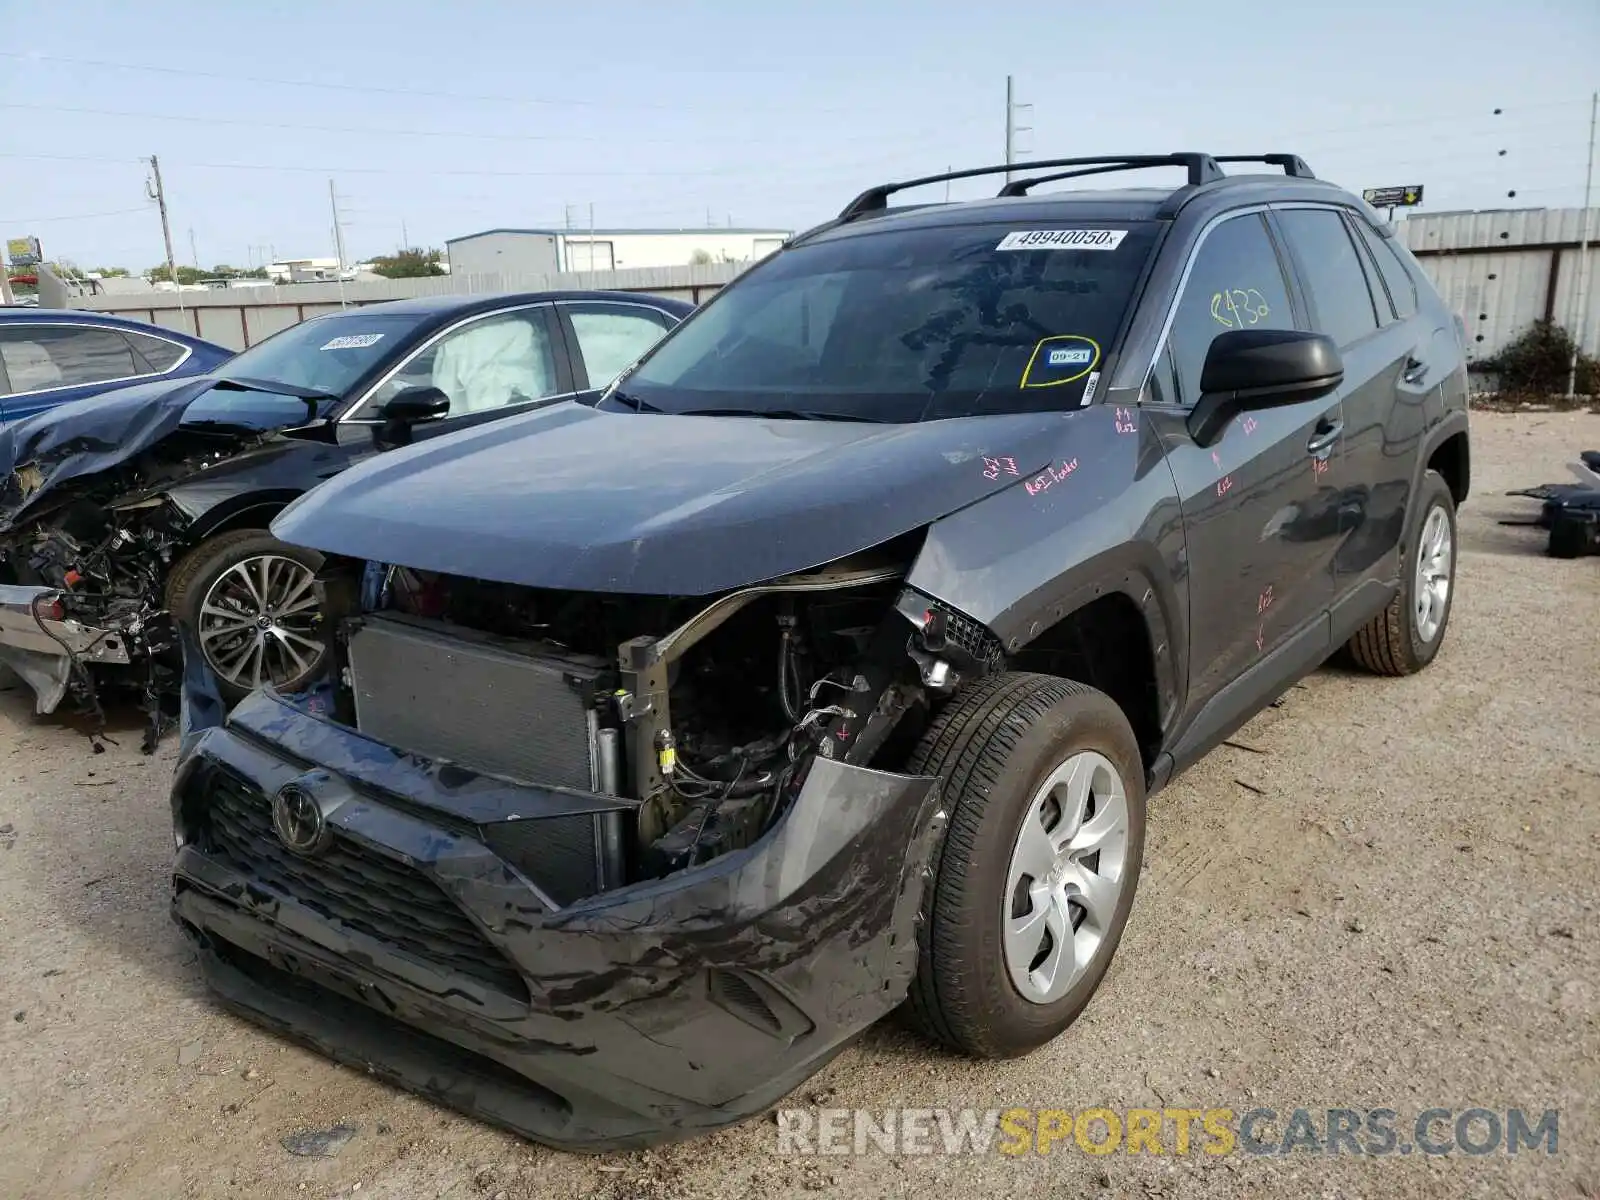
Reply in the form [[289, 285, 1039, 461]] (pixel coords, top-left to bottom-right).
[[377, 386, 449, 447], [1186, 330, 1343, 447], [380, 386, 450, 423]]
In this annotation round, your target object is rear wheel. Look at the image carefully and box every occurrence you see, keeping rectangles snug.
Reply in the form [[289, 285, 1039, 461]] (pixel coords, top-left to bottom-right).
[[1345, 469, 1457, 676], [166, 530, 326, 704], [903, 672, 1146, 1058]]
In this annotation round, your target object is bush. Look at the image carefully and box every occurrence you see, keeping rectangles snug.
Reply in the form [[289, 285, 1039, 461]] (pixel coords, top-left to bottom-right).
[[1480, 319, 1600, 395]]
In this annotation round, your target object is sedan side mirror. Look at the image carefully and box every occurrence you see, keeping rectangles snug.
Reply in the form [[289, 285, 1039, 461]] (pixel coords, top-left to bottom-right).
[[377, 386, 449, 447], [1187, 329, 1343, 447], [381, 386, 450, 423]]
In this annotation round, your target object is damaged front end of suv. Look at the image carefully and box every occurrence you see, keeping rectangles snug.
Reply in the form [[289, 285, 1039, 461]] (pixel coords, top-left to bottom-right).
[[170, 536, 993, 1148]]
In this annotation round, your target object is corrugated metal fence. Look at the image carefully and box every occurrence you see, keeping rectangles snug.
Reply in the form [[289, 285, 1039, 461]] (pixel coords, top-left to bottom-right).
[[1396, 207, 1599, 363]]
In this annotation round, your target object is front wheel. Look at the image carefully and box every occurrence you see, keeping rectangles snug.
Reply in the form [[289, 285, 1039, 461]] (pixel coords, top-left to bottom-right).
[[166, 530, 326, 704], [903, 672, 1147, 1059]]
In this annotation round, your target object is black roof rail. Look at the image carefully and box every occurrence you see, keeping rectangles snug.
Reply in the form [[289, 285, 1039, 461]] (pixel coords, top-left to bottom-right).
[[1213, 154, 1316, 179], [838, 154, 1225, 222]]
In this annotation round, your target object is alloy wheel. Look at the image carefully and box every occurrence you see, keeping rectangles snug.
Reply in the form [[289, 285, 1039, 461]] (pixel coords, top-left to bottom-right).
[[196, 554, 323, 690], [1414, 504, 1453, 644]]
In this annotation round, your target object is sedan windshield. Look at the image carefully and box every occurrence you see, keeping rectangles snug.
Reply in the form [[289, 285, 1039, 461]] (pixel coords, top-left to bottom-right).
[[614, 221, 1159, 422], [215, 312, 428, 400]]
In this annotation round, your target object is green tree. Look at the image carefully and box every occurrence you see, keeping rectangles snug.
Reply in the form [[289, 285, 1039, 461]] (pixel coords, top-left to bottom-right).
[[93, 266, 131, 278], [369, 247, 445, 279]]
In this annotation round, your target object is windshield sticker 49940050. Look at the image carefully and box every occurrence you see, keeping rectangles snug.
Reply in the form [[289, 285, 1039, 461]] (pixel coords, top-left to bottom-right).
[[996, 229, 1128, 251]]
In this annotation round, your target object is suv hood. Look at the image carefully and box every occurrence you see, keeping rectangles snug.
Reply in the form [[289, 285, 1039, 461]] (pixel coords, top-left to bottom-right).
[[0, 376, 331, 529], [272, 402, 1068, 594]]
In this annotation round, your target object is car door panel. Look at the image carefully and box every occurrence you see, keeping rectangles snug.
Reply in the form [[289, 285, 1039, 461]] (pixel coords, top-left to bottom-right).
[[1141, 212, 1340, 731], [1272, 206, 1413, 596]]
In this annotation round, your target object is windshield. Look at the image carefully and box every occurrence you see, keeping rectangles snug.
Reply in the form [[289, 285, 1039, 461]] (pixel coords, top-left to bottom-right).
[[615, 221, 1159, 422], [216, 312, 427, 399]]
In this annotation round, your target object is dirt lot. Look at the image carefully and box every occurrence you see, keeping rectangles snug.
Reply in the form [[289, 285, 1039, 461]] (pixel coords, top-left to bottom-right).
[[1, 410, 1596, 1200]]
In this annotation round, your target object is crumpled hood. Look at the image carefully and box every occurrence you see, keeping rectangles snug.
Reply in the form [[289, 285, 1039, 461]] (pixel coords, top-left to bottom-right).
[[272, 402, 1070, 594], [0, 375, 326, 530]]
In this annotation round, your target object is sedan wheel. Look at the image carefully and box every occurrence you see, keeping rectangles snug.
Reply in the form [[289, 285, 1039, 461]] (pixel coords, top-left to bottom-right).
[[198, 554, 323, 690], [166, 529, 327, 703]]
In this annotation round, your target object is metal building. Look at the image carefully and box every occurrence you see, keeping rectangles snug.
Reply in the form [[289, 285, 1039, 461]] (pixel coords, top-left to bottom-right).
[[446, 227, 791, 286], [1396, 207, 1598, 363]]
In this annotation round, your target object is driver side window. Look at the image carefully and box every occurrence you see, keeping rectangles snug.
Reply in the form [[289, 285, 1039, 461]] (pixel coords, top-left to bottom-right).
[[366, 308, 562, 418], [1166, 214, 1295, 405]]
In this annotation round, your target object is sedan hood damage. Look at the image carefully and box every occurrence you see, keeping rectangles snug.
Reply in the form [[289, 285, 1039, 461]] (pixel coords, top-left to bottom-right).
[[272, 404, 1068, 594], [0, 376, 329, 530]]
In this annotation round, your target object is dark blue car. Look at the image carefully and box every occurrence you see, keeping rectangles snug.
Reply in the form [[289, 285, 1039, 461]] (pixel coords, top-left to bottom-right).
[[0, 307, 232, 423]]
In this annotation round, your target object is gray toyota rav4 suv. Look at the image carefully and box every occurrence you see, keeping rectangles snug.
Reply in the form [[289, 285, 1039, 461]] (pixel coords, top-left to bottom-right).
[[169, 152, 1470, 1151]]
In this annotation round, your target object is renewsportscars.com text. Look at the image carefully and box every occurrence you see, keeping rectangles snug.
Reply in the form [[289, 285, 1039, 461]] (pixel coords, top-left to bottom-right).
[[774, 1106, 1560, 1158]]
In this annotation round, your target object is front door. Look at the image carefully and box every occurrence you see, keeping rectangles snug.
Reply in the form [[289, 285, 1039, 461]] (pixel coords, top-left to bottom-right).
[[1142, 211, 1342, 741]]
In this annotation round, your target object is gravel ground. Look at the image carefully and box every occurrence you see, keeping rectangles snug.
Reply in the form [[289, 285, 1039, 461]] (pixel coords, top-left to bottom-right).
[[1, 410, 1596, 1200]]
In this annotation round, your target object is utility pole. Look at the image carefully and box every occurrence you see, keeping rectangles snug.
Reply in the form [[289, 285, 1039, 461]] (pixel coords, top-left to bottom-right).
[[188, 226, 199, 269], [1005, 76, 1014, 183], [146, 155, 186, 322], [401, 218, 409, 251], [1004, 76, 1032, 184], [329, 178, 348, 309], [1567, 89, 1597, 398]]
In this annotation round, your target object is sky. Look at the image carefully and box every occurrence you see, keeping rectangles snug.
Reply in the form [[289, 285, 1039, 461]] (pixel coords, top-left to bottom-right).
[[1, 0, 1597, 273]]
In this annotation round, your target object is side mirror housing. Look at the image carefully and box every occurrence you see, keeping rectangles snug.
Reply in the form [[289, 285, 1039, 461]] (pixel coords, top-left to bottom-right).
[[381, 386, 450, 423], [377, 386, 449, 447], [1187, 329, 1343, 447]]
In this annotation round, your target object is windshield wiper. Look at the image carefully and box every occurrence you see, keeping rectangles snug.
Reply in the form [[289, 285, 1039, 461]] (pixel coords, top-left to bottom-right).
[[213, 377, 342, 406], [677, 407, 887, 423]]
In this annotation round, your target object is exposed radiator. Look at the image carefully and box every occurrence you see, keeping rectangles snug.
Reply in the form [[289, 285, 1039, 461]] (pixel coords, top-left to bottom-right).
[[347, 615, 603, 792]]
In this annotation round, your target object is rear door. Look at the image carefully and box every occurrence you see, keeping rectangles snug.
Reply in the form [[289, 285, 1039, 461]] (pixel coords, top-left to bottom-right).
[[1272, 206, 1416, 626], [0, 322, 161, 420], [554, 300, 679, 399], [1145, 210, 1342, 726]]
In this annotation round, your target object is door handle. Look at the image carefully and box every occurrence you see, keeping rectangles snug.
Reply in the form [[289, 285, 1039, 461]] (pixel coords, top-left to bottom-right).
[[1402, 356, 1429, 385], [1306, 419, 1343, 458]]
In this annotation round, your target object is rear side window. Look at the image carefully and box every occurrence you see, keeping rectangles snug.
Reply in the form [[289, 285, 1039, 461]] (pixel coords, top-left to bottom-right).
[[563, 303, 673, 387], [0, 325, 142, 394], [621, 222, 1162, 422], [1351, 221, 1418, 320], [1167, 214, 1296, 405], [125, 330, 188, 372], [1276, 209, 1381, 347]]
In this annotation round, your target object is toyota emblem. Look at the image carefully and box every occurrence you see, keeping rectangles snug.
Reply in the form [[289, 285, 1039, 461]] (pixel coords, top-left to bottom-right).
[[271, 783, 333, 857]]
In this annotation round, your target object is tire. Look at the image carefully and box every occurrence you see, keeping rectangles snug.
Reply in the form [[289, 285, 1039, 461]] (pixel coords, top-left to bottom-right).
[[903, 671, 1147, 1059], [166, 529, 326, 704], [1344, 469, 1457, 676]]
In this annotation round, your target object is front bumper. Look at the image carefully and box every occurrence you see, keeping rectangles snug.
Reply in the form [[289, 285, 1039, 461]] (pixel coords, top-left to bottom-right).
[[0, 583, 131, 714], [170, 672, 944, 1152]]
